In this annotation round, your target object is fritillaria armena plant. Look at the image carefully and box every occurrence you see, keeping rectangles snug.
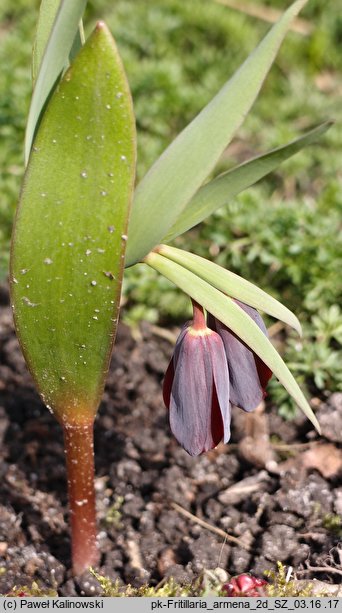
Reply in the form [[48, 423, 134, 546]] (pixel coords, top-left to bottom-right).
[[9, 0, 329, 575]]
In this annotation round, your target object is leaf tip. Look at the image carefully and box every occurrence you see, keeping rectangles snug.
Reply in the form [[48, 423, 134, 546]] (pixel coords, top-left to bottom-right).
[[311, 413, 321, 436], [95, 20, 106, 31], [293, 318, 303, 338]]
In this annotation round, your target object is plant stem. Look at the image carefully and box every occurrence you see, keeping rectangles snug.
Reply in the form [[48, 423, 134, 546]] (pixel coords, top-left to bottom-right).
[[191, 299, 206, 331], [63, 420, 99, 575]]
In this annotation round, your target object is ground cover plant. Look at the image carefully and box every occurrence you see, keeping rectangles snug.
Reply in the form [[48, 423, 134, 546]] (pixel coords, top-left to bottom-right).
[[0, 0, 341, 596]]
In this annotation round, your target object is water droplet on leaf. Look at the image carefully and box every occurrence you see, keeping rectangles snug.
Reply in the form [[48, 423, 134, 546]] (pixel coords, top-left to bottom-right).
[[22, 296, 38, 307]]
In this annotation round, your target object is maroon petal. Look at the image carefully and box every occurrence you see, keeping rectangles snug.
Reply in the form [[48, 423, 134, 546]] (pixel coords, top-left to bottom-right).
[[163, 359, 174, 408], [255, 355, 272, 389], [210, 333, 231, 443], [169, 332, 215, 456], [210, 385, 224, 448]]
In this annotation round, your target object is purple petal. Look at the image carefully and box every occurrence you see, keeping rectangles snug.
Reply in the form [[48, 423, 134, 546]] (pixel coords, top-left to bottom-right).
[[169, 328, 231, 456], [210, 333, 231, 443], [234, 300, 272, 388], [214, 318, 264, 412], [234, 299, 268, 335], [169, 332, 214, 456]]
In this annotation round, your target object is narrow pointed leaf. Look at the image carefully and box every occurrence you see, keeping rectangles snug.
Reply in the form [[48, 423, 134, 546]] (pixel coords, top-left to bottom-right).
[[164, 121, 332, 241], [32, 0, 60, 85], [125, 0, 308, 267], [145, 252, 320, 433], [69, 21, 86, 64], [32, 0, 85, 81], [25, 0, 88, 164], [157, 244, 302, 335], [11, 23, 136, 423]]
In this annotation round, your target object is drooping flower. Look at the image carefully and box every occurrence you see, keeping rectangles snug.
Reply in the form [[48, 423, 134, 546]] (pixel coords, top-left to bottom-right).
[[163, 302, 231, 456], [163, 299, 272, 456], [208, 300, 272, 412]]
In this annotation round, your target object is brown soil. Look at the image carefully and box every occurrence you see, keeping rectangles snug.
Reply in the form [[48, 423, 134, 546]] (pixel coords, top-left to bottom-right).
[[0, 284, 341, 596]]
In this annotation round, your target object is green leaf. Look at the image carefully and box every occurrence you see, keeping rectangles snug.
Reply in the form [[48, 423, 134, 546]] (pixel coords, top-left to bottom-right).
[[157, 244, 302, 335], [25, 0, 88, 164], [11, 23, 136, 423], [125, 0, 308, 267], [145, 252, 320, 433], [32, 0, 60, 85], [164, 121, 333, 241], [69, 21, 86, 64]]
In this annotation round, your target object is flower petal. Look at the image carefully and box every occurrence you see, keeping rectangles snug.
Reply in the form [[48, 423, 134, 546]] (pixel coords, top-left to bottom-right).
[[255, 356, 273, 389], [210, 332, 231, 443], [235, 299, 268, 335], [163, 358, 174, 408], [235, 300, 273, 387], [217, 323, 265, 411], [169, 332, 220, 456], [209, 301, 272, 411]]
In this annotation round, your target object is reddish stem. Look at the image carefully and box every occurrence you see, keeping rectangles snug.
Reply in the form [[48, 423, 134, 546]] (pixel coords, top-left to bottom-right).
[[63, 421, 99, 575], [191, 299, 206, 331]]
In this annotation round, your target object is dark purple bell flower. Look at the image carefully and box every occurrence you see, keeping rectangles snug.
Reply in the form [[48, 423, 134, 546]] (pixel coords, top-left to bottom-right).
[[208, 300, 272, 412], [163, 303, 231, 456]]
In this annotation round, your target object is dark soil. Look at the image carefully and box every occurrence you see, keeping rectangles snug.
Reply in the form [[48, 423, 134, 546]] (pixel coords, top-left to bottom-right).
[[0, 284, 341, 596]]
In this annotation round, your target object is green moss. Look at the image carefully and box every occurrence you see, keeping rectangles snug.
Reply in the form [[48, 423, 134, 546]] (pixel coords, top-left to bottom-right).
[[104, 496, 125, 529], [3, 581, 58, 597], [2, 564, 334, 598], [322, 514, 342, 537], [265, 562, 327, 598], [89, 569, 199, 597]]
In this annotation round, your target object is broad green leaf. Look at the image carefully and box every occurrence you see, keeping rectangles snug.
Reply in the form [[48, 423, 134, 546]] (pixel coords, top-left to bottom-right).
[[145, 252, 320, 433], [157, 244, 302, 335], [125, 0, 308, 267], [11, 23, 136, 424], [164, 121, 332, 241], [25, 0, 88, 164]]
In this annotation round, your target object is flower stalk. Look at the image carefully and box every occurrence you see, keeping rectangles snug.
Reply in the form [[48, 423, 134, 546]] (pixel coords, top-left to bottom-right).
[[63, 420, 99, 575]]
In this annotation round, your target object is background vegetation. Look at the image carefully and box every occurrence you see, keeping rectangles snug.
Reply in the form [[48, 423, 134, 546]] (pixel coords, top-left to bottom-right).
[[1, 0, 341, 415]]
